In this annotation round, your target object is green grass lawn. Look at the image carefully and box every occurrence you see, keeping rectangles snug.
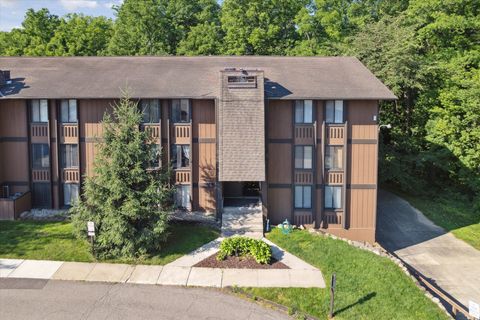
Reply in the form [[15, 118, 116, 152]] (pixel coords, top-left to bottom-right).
[[242, 229, 448, 320], [388, 188, 480, 250], [0, 220, 219, 265]]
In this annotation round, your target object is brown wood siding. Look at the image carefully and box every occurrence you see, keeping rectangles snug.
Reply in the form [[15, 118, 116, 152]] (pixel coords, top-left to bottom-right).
[[267, 188, 292, 224], [267, 144, 292, 184], [268, 100, 292, 139], [79, 99, 115, 177], [191, 100, 216, 212], [349, 144, 376, 185], [0, 100, 29, 190]]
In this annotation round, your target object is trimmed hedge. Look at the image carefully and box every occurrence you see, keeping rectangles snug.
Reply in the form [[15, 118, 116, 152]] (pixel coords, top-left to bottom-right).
[[217, 236, 272, 264]]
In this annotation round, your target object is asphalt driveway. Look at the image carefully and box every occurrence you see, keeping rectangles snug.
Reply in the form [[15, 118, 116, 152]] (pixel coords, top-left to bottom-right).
[[0, 279, 290, 320], [377, 190, 480, 308]]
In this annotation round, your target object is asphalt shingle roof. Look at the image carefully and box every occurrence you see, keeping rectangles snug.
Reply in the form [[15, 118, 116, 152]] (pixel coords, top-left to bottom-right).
[[0, 56, 397, 100]]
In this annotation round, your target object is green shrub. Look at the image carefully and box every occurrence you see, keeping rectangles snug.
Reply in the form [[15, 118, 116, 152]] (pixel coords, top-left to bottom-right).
[[217, 236, 272, 264]]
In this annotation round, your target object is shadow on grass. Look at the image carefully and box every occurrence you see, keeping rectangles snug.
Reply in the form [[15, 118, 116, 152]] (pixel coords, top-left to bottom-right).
[[335, 292, 377, 316]]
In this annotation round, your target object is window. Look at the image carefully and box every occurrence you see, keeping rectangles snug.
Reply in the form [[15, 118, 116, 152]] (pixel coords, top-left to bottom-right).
[[60, 99, 77, 123], [32, 144, 49, 169], [295, 100, 313, 124], [63, 183, 79, 206], [326, 100, 344, 123], [294, 185, 312, 209], [171, 99, 190, 123], [295, 146, 313, 169], [31, 99, 48, 122], [325, 146, 343, 170], [325, 186, 342, 209], [148, 144, 161, 168], [175, 185, 190, 209], [140, 99, 160, 123], [32, 183, 51, 208], [61, 144, 79, 168], [171, 145, 190, 169]]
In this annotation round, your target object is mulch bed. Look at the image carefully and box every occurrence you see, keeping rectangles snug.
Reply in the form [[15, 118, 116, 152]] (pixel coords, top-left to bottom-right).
[[194, 253, 289, 269]]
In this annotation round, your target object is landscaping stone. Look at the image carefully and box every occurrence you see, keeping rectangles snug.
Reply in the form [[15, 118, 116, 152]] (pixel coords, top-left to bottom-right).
[[157, 266, 191, 286], [0, 259, 24, 277], [19, 209, 69, 221], [85, 263, 134, 283], [187, 267, 222, 288], [127, 265, 163, 285], [222, 269, 259, 287], [8, 260, 62, 279], [52, 262, 96, 281]]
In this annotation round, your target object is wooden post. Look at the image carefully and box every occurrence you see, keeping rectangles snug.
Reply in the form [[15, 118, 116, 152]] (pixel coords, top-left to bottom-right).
[[329, 273, 336, 318]]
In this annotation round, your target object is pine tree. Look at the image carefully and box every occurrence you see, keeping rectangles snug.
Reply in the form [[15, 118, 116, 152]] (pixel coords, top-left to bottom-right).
[[72, 93, 173, 259]]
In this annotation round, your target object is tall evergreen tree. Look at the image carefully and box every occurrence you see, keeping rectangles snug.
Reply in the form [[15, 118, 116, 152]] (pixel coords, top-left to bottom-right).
[[72, 94, 173, 259]]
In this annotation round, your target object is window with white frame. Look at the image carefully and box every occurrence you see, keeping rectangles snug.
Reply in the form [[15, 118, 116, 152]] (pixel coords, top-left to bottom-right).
[[60, 99, 77, 123], [325, 146, 343, 170], [325, 186, 342, 209], [31, 99, 48, 122], [63, 183, 79, 206], [326, 100, 344, 124], [175, 185, 190, 209], [32, 144, 49, 169], [295, 100, 313, 124], [140, 99, 160, 123], [295, 146, 313, 169], [171, 99, 191, 123], [171, 144, 190, 169], [294, 185, 312, 209]]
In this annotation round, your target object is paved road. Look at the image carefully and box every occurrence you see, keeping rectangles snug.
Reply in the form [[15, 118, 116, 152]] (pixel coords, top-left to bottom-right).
[[377, 190, 480, 308], [0, 279, 290, 320]]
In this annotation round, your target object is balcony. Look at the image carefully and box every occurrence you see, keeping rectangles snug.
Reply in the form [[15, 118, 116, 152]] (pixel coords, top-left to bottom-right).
[[294, 124, 315, 145], [32, 169, 50, 182], [172, 124, 191, 144], [325, 171, 343, 185], [175, 169, 191, 185], [323, 211, 343, 226], [30, 123, 49, 143], [141, 124, 161, 141], [294, 171, 313, 184], [62, 169, 80, 183], [60, 124, 78, 144], [326, 124, 345, 145]]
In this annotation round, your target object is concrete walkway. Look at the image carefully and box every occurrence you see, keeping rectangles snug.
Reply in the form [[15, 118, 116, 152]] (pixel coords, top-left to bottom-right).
[[377, 190, 480, 308], [0, 237, 325, 289]]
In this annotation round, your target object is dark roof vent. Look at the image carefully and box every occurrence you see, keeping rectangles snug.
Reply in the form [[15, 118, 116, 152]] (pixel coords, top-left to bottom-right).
[[0, 70, 11, 86]]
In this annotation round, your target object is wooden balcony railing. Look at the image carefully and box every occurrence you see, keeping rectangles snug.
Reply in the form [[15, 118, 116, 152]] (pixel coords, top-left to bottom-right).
[[294, 171, 313, 184], [327, 125, 345, 145], [294, 211, 313, 226], [32, 169, 50, 182], [325, 171, 343, 185], [30, 123, 48, 138], [175, 170, 191, 184], [62, 169, 80, 183], [324, 211, 343, 226], [294, 124, 315, 144], [173, 124, 191, 144], [142, 124, 161, 140], [60, 124, 78, 143]]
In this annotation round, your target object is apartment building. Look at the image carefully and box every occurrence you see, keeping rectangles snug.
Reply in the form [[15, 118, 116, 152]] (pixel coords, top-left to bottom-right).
[[0, 56, 396, 243]]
